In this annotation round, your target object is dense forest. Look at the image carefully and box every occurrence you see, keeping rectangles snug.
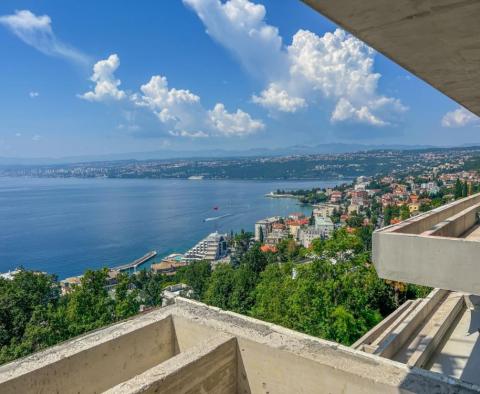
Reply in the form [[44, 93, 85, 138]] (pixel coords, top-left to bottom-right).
[[0, 228, 429, 365]]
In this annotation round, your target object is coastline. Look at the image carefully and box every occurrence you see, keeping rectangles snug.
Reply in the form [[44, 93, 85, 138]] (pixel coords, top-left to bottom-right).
[[0, 177, 339, 278]]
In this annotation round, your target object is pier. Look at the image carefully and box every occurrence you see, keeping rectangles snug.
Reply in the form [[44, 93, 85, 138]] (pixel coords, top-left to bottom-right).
[[112, 250, 157, 273]]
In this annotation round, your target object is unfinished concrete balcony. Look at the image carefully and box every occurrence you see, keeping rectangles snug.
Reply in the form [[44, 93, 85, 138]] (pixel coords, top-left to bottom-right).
[[0, 297, 478, 393], [373, 193, 480, 294], [354, 289, 480, 386]]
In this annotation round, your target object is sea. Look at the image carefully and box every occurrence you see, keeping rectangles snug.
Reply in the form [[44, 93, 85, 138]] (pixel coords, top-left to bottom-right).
[[0, 177, 341, 279]]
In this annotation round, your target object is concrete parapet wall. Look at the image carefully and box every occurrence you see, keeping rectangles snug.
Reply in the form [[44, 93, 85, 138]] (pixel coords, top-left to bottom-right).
[[0, 298, 479, 393], [373, 193, 480, 294], [0, 315, 176, 394], [384, 194, 480, 236], [373, 230, 480, 294], [422, 203, 480, 238], [172, 298, 480, 393], [105, 335, 237, 394]]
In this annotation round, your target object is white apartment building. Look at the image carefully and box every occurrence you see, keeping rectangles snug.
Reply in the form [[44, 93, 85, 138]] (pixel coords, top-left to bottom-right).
[[298, 226, 323, 248], [314, 216, 335, 238], [182, 232, 228, 262]]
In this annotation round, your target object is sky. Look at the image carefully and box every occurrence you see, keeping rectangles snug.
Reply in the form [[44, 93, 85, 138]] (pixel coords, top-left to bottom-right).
[[0, 0, 479, 158]]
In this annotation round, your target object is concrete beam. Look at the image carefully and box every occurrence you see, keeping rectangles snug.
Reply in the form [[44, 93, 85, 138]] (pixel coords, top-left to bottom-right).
[[374, 289, 447, 359], [302, 0, 480, 116], [104, 336, 237, 394], [407, 293, 465, 368], [352, 299, 414, 350]]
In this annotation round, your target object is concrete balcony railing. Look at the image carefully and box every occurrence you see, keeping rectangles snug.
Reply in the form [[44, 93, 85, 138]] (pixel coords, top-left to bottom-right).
[[373, 193, 480, 294], [0, 297, 478, 393]]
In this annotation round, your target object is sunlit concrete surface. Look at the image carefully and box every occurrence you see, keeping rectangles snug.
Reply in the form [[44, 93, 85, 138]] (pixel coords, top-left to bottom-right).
[[302, 0, 480, 116], [372, 193, 480, 294], [0, 297, 478, 393], [429, 296, 480, 385], [463, 225, 480, 241]]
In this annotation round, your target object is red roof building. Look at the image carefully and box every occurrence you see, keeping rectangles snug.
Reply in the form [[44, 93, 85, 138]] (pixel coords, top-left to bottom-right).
[[260, 244, 278, 253]]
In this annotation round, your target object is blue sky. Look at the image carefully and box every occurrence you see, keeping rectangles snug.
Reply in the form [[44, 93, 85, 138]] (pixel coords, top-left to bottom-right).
[[0, 0, 479, 158]]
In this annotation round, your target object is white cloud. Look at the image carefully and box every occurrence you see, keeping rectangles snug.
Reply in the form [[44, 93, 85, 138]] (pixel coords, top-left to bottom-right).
[[208, 103, 264, 136], [186, 0, 406, 126], [80, 54, 126, 102], [252, 83, 306, 113], [168, 130, 209, 138], [15, 132, 21, 137], [81, 55, 263, 137], [117, 123, 140, 131], [441, 107, 479, 128], [331, 98, 386, 126], [29, 91, 39, 98], [32, 134, 41, 141], [0, 10, 89, 65], [133, 75, 264, 136], [134, 75, 200, 123], [183, 0, 286, 80]]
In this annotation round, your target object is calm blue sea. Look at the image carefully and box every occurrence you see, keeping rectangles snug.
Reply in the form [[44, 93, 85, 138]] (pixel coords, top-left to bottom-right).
[[0, 177, 340, 278]]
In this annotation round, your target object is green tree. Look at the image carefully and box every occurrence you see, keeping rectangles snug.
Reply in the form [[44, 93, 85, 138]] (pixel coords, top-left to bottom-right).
[[251, 263, 295, 327], [322, 228, 363, 258], [330, 208, 340, 224], [114, 272, 139, 320], [328, 306, 361, 345], [203, 264, 236, 310], [228, 264, 258, 314], [65, 269, 115, 336], [310, 238, 324, 255], [400, 204, 410, 220], [346, 213, 364, 228], [131, 270, 165, 307], [462, 181, 468, 197], [383, 205, 399, 226], [0, 271, 58, 348], [277, 239, 301, 262], [419, 202, 431, 212], [358, 225, 374, 252], [177, 261, 212, 300], [454, 178, 463, 199], [0, 271, 60, 363], [242, 244, 268, 274]]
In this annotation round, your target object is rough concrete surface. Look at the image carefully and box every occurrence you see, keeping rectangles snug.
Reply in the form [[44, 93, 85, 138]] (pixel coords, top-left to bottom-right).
[[302, 0, 480, 116], [0, 297, 479, 393]]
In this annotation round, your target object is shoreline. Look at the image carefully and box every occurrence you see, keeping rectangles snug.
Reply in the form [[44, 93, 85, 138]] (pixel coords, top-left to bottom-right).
[[0, 178, 338, 279]]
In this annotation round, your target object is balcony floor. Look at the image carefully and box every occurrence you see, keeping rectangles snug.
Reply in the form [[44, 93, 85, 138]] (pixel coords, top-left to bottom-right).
[[462, 225, 480, 241], [428, 298, 480, 385]]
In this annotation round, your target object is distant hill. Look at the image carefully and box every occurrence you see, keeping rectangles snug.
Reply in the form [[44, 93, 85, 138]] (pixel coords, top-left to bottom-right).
[[0, 143, 443, 166]]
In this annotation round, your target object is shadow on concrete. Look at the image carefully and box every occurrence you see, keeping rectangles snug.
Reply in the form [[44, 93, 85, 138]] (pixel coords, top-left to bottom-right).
[[236, 342, 252, 394]]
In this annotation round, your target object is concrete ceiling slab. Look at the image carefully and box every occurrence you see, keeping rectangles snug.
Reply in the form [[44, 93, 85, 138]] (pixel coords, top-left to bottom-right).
[[302, 0, 480, 116]]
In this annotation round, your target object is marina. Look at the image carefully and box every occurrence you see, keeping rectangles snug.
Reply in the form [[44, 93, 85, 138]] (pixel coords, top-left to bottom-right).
[[110, 250, 157, 273]]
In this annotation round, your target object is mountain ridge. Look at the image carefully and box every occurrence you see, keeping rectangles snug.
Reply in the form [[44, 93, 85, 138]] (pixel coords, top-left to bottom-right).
[[0, 143, 444, 165]]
